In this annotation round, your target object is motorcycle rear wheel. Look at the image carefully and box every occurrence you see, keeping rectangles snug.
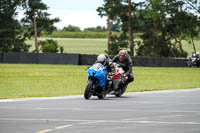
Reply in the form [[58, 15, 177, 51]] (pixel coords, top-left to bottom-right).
[[115, 84, 127, 97], [84, 80, 93, 99]]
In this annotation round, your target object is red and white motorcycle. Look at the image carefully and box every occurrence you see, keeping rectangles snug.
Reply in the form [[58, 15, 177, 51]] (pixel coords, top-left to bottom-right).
[[106, 63, 128, 97]]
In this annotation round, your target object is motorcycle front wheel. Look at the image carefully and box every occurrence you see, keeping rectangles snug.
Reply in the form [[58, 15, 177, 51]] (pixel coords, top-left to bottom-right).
[[84, 79, 93, 99], [97, 89, 106, 99]]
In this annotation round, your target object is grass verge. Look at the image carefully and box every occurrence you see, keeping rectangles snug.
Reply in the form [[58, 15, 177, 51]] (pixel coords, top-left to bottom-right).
[[26, 38, 200, 56], [0, 64, 200, 99]]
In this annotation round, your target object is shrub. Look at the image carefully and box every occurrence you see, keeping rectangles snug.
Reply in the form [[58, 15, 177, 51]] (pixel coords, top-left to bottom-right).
[[39, 39, 60, 53], [136, 32, 188, 57], [60, 46, 64, 53], [106, 34, 129, 55]]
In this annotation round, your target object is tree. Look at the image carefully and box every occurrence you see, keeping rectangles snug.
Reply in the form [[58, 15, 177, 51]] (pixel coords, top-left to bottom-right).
[[97, 0, 113, 54], [183, 0, 200, 13], [62, 25, 81, 32], [84, 26, 107, 32], [97, 0, 144, 55], [111, 23, 121, 32], [182, 0, 200, 53], [128, 0, 134, 56], [98, 0, 200, 57], [0, 0, 30, 52], [136, 0, 200, 57], [21, 0, 59, 53]]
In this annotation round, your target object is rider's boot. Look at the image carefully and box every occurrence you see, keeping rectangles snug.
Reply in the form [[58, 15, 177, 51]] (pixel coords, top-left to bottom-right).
[[101, 86, 107, 95]]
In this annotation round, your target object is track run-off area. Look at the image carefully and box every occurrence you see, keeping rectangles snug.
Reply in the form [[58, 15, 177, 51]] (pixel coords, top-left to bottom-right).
[[0, 88, 200, 133]]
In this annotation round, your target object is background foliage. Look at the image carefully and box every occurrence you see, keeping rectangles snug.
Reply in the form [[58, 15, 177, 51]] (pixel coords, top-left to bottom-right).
[[39, 39, 63, 53], [97, 0, 200, 57], [0, 0, 59, 53], [1, 0, 200, 57]]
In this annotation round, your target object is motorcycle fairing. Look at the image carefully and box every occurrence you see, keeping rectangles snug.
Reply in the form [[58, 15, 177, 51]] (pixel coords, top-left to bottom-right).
[[88, 63, 108, 87]]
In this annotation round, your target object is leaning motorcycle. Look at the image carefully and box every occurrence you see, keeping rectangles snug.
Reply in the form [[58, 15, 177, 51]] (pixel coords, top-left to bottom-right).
[[186, 53, 200, 67], [106, 63, 127, 97], [84, 63, 108, 99], [84, 63, 127, 100]]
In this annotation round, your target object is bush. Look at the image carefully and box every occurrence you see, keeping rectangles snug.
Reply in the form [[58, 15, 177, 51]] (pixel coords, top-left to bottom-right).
[[39, 39, 63, 53], [136, 32, 188, 58], [62, 25, 81, 32], [106, 34, 129, 55], [60, 46, 64, 53]]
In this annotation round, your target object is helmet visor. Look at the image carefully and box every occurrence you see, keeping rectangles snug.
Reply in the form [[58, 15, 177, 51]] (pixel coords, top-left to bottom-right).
[[119, 55, 125, 61]]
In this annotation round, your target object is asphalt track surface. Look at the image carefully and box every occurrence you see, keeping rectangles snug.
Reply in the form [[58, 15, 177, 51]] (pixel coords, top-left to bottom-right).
[[0, 89, 200, 133]]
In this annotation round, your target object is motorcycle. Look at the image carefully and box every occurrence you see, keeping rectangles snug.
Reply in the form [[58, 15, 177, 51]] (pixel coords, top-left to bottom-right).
[[106, 63, 128, 97], [186, 53, 200, 67], [84, 63, 108, 99], [84, 63, 127, 100]]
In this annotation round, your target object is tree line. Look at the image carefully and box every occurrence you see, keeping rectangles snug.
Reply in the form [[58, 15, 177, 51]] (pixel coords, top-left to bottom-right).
[[0, 0, 59, 53], [0, 0, 120, 53], [1, 0, 200, 57], [61, 25, 107, 32], [58, 24, 122, 32], [97, 0, 200, 57]]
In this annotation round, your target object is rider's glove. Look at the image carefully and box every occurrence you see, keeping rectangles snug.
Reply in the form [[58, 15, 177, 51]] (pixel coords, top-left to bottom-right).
[[123, 73, 128, 77]]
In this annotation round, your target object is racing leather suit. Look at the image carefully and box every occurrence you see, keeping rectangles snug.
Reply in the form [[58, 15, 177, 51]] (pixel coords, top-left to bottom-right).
[[112, 55, 134, 84]]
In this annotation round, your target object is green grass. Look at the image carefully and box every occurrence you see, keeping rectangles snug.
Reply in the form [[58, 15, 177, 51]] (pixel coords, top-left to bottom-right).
[[41, 31, 142, 39], [182, 40, 200, 55], [0, 64, 87, 99], [26, 38, 107, 55], [26, 38, 200, 56], [0, 64, 200, 99], [43, 31, 108, 38]]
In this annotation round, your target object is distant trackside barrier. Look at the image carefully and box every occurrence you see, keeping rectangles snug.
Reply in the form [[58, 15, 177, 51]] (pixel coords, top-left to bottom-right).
[[0, 52, 187, 67]]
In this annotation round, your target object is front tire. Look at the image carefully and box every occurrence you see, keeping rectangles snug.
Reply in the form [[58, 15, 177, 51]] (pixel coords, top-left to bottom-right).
[[84, 80, 93, 100], [97, 90, 106, 99]]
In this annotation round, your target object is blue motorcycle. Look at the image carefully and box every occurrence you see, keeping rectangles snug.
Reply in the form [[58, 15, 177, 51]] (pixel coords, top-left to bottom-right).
[[84, 63, 127, 99], [84, 63, 108, 99]]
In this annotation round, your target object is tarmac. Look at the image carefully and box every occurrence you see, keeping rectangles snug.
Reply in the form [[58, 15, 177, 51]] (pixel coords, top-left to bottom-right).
[[0, 88, 200, 133]]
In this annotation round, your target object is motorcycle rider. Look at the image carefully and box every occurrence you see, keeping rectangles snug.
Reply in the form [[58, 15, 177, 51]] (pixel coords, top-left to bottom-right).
[[195, 52, 200, 66], [189, 51, 200, 67], [195, 51, 199, 58], [95, 54, 113, 96], [95, 54, 112, 72], [112, 50, 134, 86]]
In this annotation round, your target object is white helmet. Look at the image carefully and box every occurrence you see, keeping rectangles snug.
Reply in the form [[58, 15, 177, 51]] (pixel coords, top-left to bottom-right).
[[97, 54, 106, 65]]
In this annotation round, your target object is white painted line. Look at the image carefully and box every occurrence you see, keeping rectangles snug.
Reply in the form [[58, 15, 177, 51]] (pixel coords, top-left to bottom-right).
[[36, 125, 72, 133], [36, 129, 53, 133], [123, 115, 183, 121], [124, 120, 200, 125], [159, 115, 183, 118], [79, 121, 103, 125], [123, 117, 149, 121], [1, 118, 200, 125], [0, 107, 199, 113], [0, 95, 83, 103], [0, 118, 95, 122], [55, 125, 72, 129]]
